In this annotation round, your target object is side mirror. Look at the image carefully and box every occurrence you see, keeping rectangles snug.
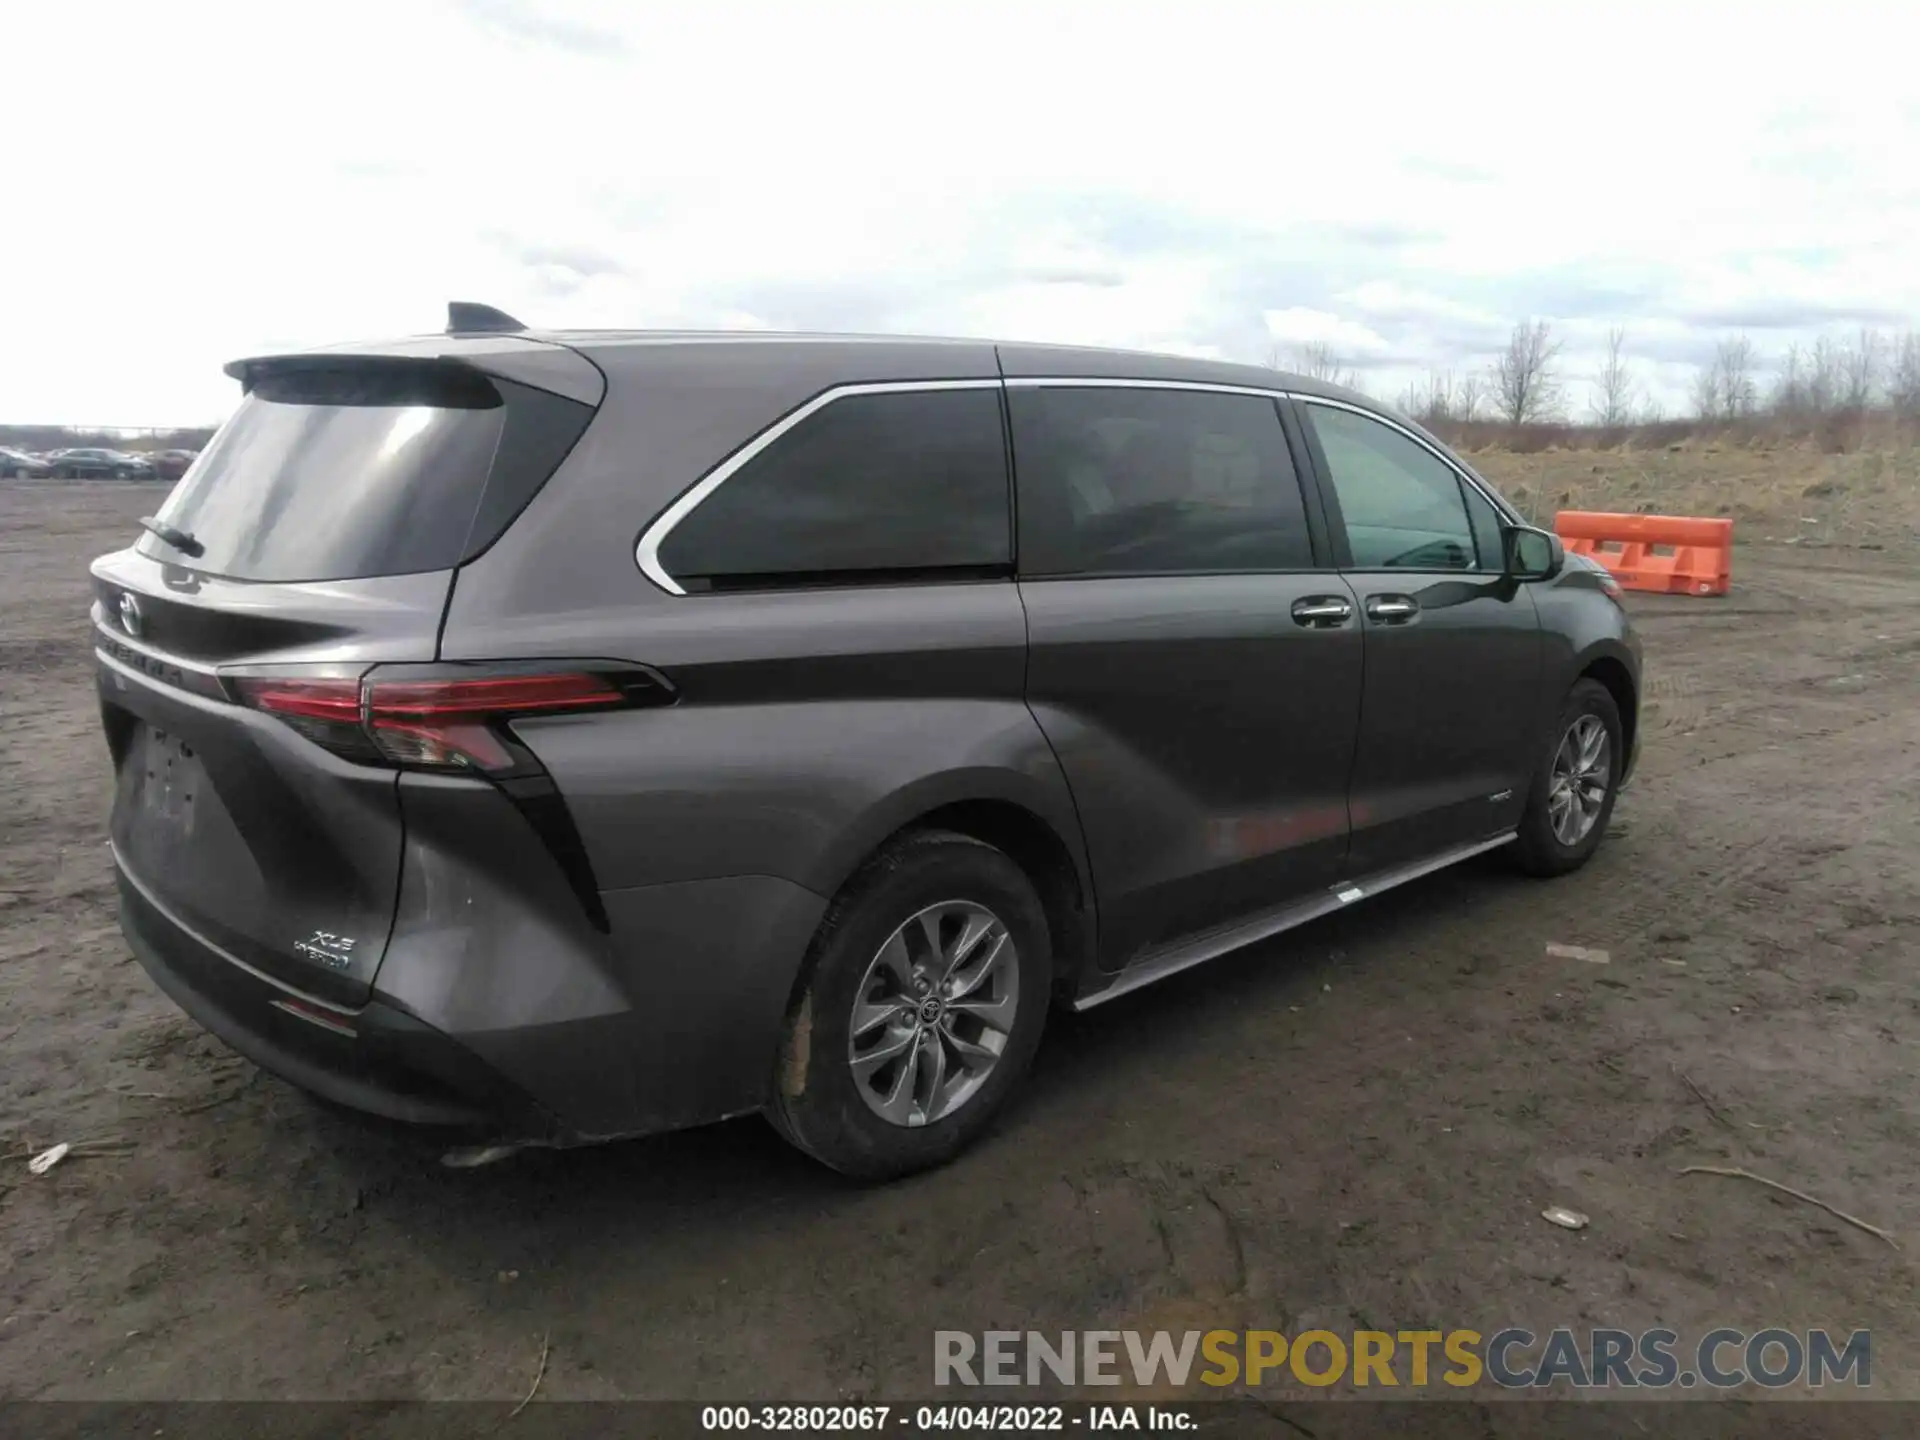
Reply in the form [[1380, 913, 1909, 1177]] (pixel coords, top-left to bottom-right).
[[1503, 524, 1564, 582]]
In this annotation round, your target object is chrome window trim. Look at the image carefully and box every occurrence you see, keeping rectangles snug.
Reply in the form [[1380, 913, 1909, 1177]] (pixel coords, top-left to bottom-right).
[[1004, 375, 1290, 402], [633, 378, 1005, 596], [633, 375, 1518, 596]]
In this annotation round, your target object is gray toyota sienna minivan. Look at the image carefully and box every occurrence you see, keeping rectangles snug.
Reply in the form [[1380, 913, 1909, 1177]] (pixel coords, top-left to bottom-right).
[[92, 304, 1640, 1178]]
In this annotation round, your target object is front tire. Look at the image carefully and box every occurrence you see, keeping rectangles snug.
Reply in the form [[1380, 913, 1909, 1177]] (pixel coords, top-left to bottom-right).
[[1509, 678, 1623, 877], [769, 830, 1052, 1180]]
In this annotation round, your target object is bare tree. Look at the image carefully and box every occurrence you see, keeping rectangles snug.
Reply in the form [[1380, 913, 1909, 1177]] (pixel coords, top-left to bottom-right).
[[1770, 343, 1808, 417], [1492, 319, 1564, 424], [1587, 327, 1635, 427], [1397, 368, 1468, 426], [1839, 327, 1883, 410], [1393, 378, 1429, 421], [1694, 335, 1758, 420], [1722, 336, 1759, 417], [1271, 340, 1360, 390], [1890, 331, 1920, 417], [1455, 373, 1486, 422], [1689, 365, 1722, 421], [1806, 335, 1842, 414]]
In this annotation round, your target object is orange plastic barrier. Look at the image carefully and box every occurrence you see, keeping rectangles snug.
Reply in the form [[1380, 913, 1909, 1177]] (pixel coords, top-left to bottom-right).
[[1553, 511, 1732, 597]]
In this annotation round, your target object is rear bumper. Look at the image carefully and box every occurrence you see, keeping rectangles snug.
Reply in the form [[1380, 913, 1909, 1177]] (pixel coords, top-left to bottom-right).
[[116, 842, 832, 1144], [116, 864, 560, 1141]]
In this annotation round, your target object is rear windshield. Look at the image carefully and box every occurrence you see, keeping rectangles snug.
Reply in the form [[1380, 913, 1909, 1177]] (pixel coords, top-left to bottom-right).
[[137, 364, 583, 582]]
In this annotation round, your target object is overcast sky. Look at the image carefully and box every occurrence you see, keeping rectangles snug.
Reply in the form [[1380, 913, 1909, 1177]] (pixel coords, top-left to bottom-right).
[[9, 0, 1917, 426]]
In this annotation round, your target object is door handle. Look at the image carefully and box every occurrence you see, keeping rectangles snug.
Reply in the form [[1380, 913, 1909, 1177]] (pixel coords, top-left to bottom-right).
[[1365, 595, 1420, 624], [1291, 596, 1354, 628]]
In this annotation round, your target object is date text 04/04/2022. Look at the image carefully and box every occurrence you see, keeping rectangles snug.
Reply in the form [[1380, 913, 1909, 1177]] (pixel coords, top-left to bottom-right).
[[698, 1404, 1196, 1431]]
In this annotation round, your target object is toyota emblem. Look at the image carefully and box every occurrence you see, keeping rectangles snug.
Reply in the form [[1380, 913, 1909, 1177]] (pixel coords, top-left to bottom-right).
[[118, 592, 144, 638]]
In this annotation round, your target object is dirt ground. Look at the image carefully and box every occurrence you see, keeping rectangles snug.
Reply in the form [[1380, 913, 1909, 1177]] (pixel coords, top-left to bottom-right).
[[2, 478, 1917, 1406]]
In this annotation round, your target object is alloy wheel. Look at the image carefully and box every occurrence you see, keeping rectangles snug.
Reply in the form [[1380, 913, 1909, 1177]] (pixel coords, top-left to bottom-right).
[[848, 900, 1020, 1128], [1547, 714, 1611, 846]]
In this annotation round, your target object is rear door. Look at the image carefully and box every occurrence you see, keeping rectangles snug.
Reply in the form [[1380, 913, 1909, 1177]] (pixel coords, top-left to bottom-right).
[[95, 357, 594, 1005], [1292, 398, 1543, 873], [1010, 381, 1362, 968]]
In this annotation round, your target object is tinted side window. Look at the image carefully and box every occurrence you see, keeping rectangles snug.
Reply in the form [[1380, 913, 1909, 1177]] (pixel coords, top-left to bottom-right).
[[1008, 387, 1314, 576], [1303, 404, 1477, 571], [657, 388, 1011, 592]]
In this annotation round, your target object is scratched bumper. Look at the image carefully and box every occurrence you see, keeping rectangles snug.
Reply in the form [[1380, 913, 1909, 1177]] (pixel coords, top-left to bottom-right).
[[117, 869, 562, 1139]]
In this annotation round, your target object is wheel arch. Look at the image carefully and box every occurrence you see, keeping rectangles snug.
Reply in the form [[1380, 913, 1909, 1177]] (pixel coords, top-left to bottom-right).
[[1576, 647, 1639, 781], [805, 775, 1098, 1003]]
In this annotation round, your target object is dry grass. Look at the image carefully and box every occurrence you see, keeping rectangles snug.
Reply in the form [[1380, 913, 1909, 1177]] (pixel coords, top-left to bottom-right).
[[1431, 408, 1920, 457], [1469, 435, 1920, 550]]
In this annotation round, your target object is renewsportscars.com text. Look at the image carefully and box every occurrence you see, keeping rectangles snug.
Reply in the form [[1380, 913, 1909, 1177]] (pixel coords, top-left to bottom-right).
[[934, 1327, 1870, 1390]]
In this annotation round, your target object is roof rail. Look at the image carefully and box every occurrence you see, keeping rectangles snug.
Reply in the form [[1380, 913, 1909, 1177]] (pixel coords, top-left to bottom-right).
[[446, 301, 527, 335]]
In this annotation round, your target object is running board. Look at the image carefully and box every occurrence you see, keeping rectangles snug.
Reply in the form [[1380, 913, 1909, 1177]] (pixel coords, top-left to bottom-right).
[[1070, 831, 1516, 1012]]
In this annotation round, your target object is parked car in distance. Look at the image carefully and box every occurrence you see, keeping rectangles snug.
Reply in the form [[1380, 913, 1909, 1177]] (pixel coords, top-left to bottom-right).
[[0, 446, 50, 478], [52, 448, 151, 479], [91, 305, 1641, 1180], [148, 449, 199, 481]]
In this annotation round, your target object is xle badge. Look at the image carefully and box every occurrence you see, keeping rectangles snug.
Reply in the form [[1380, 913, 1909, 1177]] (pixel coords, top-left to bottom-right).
[[294, 930, 358, 971]]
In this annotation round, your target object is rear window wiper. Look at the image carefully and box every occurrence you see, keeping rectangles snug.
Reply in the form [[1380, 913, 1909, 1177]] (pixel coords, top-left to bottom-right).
[[138, 516, 205, 558]]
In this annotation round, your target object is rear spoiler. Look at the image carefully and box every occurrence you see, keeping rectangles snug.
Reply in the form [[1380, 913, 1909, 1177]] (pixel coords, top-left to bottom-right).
[[221, 334, 605, 408]]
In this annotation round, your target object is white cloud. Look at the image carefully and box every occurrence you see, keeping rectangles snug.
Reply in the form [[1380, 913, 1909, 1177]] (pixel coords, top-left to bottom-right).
[[1262, 309, 1392, 359], [1340, 284, 1502, 331], [5, 0, 1919, 424]]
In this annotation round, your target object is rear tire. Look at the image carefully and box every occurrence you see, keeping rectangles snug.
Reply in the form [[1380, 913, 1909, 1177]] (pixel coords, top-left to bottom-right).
[[1509, 678, 1623, 877], [769, 830, 1052, 1180]]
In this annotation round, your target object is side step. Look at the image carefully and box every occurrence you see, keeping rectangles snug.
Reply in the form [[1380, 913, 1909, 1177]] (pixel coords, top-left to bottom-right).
[[1071, 831, 1516, 1012]]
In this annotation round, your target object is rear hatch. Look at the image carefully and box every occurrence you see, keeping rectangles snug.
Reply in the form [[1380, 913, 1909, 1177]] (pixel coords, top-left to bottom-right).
[[95, 354, 597, 1006]]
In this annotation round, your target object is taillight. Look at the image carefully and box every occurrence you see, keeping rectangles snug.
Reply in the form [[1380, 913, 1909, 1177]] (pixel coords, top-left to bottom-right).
[[234, 666, 658, 774], [233, 676, 379, 761], [366, 673, 624, 771]]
